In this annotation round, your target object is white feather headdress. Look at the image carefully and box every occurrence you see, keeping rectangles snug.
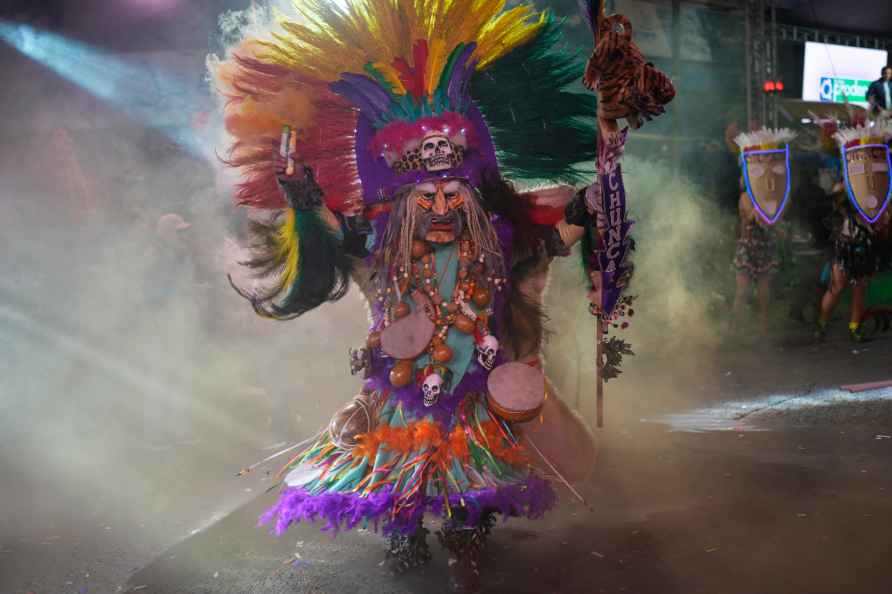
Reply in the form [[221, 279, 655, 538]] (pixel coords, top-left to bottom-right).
[[834, 122, 892, 148], [734, 128, 797, 151]]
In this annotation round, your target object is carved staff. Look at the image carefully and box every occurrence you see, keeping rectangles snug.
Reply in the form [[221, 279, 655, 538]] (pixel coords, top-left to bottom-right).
[[580, 0, 675, 427]]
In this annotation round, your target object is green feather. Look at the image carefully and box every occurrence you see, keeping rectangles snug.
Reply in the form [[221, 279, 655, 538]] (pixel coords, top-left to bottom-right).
[[363, 62, 400, 99], [471, 15, 597, 184], [433, 43, 468, 111]]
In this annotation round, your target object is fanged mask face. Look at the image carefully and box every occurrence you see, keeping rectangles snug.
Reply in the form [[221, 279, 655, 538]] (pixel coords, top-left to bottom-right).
[[414, 180, 466, 244]]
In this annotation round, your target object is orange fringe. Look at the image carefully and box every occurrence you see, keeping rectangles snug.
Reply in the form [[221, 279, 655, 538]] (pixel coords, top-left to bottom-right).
[[477, 421, 528, 466], [352, 418, 525, 468]]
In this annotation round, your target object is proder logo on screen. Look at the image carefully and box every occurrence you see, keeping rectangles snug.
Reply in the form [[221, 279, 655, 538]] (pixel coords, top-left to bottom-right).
[[819, 76, 871, 103]]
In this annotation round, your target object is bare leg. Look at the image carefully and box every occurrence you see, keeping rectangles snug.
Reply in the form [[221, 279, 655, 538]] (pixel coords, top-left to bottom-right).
[[732, 273, 751, 330], [817, 265, 847, 339], [851, 280, 869, 326], [849, 279, 870, 341], [757, 274, 773, 337], [819, 265, 847, 324]]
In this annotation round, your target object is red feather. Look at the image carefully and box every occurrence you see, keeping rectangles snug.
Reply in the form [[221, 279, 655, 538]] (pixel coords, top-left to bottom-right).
[[391, 39, 428, 100], [219, 56, 361, 212], [412, 39, 428, 100]]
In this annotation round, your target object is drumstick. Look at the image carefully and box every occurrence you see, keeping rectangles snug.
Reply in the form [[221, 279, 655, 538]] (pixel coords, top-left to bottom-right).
[[524, 435, 588, 505], [234, 430, 321, 477], [286, 128, 297, 176], [279, 125, 291, 159]]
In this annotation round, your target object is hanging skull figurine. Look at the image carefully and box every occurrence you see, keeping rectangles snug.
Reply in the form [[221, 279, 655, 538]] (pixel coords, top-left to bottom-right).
[[421, 373, 444, 407], [420, 135, 454, 172], [476, 334, 499, 370]]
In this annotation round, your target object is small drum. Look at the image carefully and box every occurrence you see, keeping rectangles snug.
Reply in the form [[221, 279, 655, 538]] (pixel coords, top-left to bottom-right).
[[486, 362, 545, 422], [380, 291, 435, 359]]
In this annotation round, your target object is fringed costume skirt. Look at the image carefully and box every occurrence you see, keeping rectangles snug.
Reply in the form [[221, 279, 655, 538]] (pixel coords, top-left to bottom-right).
[[261, 378, 555, 537], [733, 225, 779, 280], [834, 237, 880, 284]]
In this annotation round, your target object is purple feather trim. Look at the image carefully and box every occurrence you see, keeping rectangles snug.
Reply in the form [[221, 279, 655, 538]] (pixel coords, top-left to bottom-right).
[[579, 0, 597, 33], [259, 475, 556, 537], [330, 73, 393, 124], [447, 44, 477, 109]]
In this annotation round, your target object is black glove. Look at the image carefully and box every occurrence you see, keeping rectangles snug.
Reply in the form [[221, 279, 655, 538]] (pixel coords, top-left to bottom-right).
[[539, 225, 570, 258], [337, 212, 373, 258], [278, 165, 324, 210], [564, 188, 591, 227]]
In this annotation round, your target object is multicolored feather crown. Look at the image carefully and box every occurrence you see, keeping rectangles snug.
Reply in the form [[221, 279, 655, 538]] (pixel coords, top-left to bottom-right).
[[211, 0, 596, 211]]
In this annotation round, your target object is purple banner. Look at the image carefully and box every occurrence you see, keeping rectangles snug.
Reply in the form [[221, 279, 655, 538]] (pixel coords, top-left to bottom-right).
[[594, 164, 634, 317]]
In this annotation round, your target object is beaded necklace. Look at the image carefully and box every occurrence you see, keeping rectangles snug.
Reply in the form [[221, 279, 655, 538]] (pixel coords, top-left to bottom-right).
[[371, 237, 505, 370]]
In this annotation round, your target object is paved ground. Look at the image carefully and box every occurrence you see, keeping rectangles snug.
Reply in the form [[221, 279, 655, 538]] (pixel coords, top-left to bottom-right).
[[122, 425, 892, 594], [6, 323, 892, 594], [120, 330, 892, 594]]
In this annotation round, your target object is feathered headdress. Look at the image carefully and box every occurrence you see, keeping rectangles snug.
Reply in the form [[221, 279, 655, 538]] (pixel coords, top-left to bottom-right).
[[211, 0, 596, 318], [833, 123, 892, 149], [213, 0, 597, 208], [734, 128, 797, 153]]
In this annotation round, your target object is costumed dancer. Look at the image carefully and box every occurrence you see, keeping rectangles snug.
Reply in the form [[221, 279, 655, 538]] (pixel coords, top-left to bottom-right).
[[210, 0, 672, 591], [730, 128, 796, 337], [816, 123, 892, 342]]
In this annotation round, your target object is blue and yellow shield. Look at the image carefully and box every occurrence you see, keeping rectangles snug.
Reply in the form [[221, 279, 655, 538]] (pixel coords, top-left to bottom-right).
[[841, 143, 892, 224], [740, 145, 792, 226]]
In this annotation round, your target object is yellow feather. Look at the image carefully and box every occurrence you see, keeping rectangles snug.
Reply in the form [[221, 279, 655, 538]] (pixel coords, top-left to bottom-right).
[[250, 0, 545, 83], [277, 209, 300, 293], [372, 62, 407, 95], [425, 38, 448, 95]]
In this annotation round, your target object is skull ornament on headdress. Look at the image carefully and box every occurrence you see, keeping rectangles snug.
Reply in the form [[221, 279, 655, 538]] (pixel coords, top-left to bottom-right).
[[421, 134, 458, 171]]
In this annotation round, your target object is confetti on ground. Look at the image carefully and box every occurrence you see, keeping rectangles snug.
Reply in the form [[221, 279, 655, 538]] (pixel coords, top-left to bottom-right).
[[705, 547, 720, 553], [591, 551, 605, 558]]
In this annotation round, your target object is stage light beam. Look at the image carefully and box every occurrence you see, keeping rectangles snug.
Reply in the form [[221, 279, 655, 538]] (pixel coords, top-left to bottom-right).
[[0, 22, 212, 162]]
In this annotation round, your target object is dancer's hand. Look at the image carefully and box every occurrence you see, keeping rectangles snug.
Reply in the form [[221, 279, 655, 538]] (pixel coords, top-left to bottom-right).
[[597, 117, 628, 173], [275, 153, 323, 210]]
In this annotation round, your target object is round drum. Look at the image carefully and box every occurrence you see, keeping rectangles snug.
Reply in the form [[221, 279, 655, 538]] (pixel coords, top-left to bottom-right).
[[486, 362, 545, 422], [380, 292, 435, 359]]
